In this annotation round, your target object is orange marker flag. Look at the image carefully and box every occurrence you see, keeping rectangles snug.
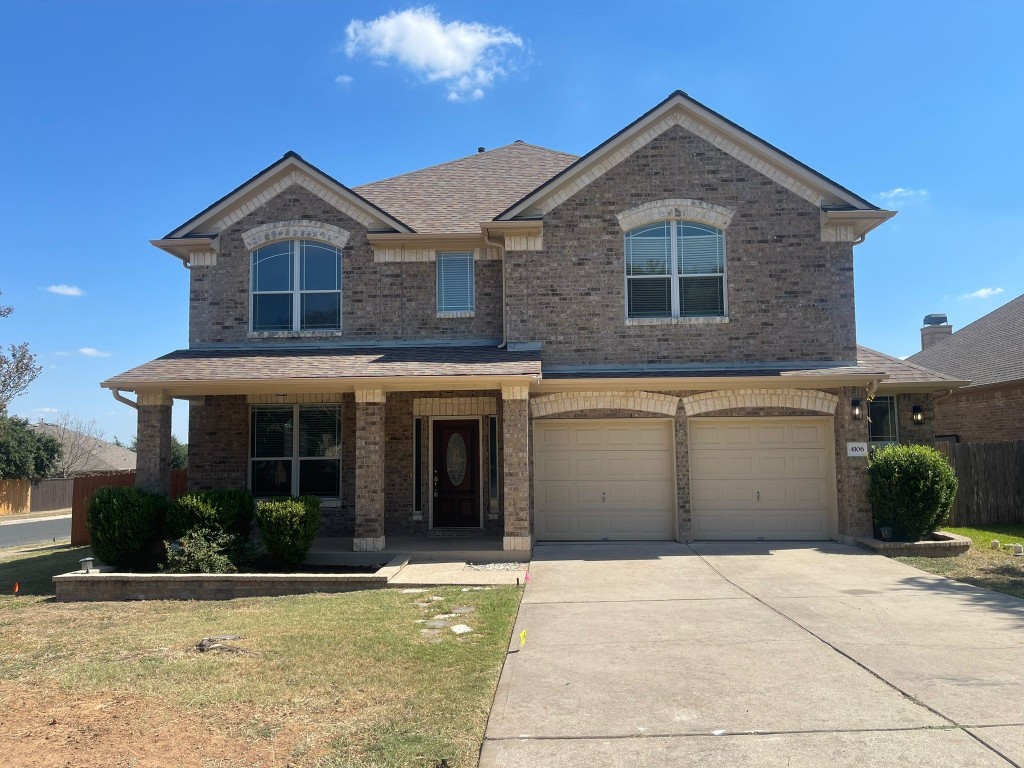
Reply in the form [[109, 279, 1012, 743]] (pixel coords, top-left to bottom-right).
[[13, 583, 19, 594]]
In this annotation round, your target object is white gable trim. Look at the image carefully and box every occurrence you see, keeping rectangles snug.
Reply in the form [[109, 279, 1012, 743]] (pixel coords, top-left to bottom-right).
[[617, 199, 736, 232], [499, 94, 884, 220]]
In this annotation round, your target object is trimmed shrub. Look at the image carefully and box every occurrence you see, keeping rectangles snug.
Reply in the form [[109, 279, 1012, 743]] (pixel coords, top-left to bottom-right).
[[868, 444, 958, 541], [163, 528, 238, 574], [87, 487, 167, 570], [166, 489, 254, 538], [255, 496, 321, 567]]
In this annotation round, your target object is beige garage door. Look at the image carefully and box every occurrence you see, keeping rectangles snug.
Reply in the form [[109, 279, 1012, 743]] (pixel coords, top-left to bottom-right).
[[534, 420, 676, 541], [689, 417, 835, 540]]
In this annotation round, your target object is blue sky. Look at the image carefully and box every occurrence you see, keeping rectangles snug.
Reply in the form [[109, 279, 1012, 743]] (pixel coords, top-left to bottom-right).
[[2, 0, 1022, 443]]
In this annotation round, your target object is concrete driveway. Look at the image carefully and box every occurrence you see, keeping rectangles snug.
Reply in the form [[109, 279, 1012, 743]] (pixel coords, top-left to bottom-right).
[[481, 542, 1024, 767]]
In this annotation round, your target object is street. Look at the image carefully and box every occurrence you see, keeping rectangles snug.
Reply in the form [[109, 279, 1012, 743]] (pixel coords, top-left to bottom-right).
[[0, 516, 71, 550]]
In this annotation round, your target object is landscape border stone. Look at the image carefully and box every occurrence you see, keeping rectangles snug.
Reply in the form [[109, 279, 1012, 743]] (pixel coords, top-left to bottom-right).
[[855, 531, 971, 558]]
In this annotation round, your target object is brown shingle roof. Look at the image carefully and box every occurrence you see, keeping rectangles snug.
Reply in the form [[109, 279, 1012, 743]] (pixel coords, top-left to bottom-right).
[[856, 345, 966, 385], [102, 345, 542, 388], [907, 293, 1024, 387], [353, 142, 578, 234]]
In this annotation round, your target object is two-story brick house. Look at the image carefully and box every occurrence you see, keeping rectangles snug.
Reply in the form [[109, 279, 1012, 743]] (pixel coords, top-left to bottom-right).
[[102, 91, 962, 551]]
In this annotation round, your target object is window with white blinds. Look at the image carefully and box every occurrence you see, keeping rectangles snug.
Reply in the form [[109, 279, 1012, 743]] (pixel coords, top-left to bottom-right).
[[625, 222, 726, 319], [436, 252, 475, 313], [250, 404, 342, 498]]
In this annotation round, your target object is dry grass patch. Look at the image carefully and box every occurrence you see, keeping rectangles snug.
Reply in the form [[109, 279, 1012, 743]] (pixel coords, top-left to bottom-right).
[[0, 545, 522, 767], [896, 525, 1024, 600]]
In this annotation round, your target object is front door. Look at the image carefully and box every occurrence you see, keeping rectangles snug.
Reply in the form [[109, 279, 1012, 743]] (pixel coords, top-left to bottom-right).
[[432, 419, 480, 528]]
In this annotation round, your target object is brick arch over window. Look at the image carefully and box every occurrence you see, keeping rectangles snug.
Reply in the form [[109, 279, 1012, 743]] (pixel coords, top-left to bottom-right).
[[242, 219, 351, 251], [531, 391, 679, 418], [681, 388, 838, 416], [616, 199, 736, 232]]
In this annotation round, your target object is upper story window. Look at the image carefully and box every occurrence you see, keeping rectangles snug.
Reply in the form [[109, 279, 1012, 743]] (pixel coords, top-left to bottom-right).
[[436, 252, 475, 314], [625, 222, 726, 319], [251, 240, 342, 332], [868, 396, 899, 446]]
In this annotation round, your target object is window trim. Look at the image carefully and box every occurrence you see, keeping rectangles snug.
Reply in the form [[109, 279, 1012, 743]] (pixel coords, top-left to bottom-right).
[[249, 404, 342, 498], [250, 239, 343, 334], [868, 395, 899, 446], [436, 251, 475, 316], [623, 221, 728, 322]]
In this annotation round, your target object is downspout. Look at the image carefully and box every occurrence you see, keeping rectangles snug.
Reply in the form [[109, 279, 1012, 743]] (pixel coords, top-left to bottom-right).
[[933, 388, 954, 404], [111, 389, 138, 410], [483, 228, 507, 348]]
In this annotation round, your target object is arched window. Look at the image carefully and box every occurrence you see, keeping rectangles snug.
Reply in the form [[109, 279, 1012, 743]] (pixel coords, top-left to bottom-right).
[[625, 222, 725, 319], [251, 239, 342, 332]]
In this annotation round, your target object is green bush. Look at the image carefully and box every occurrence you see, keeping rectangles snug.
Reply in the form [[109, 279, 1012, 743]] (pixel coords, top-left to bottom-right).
[[868, 443, 958, 541], [255, 496, 321, 567], [87, 487, 167, 570], [163, 528, 238, 574], [166, 489, 254, 538]]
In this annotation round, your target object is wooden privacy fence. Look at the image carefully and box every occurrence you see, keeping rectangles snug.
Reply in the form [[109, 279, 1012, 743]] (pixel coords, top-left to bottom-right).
[[30, 478, 74, 513], [71, 469, 188, 546], [0, 480, 32, 516], [937, 440, 1024, 526]]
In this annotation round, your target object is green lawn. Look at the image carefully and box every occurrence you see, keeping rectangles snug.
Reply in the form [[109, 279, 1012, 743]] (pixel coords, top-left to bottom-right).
[[0, 544, 522, 768], [896, 524, 1024, 600]]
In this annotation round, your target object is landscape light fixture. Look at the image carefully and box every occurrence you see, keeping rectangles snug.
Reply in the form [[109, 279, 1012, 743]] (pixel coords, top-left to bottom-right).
[[851, 399, 863, 420]]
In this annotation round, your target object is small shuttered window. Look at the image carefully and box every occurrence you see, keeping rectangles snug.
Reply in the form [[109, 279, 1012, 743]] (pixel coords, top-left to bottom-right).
[[625, 222, 726, 319], [436, 252, 475, 313]]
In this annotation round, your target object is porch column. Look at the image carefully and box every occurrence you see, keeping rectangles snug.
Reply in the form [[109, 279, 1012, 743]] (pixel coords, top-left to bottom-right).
[[136, 393, 173, 495], [354, 388, 386, 552], [501, 385, 532, 550]]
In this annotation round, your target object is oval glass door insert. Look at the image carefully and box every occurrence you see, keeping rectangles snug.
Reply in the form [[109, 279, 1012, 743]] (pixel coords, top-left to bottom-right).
[[446, 433, 468, 485]]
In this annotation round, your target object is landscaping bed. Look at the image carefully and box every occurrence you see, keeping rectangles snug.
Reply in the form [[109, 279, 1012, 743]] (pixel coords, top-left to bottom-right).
[[895, 524, 1024, 600], [1, 544, 523, 767], [856, 530, 971, 558]]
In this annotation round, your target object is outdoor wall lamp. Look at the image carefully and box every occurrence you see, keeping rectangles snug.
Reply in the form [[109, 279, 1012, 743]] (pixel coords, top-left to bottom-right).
[[851, 399, 863, 420], [912, 405, 925, 425]]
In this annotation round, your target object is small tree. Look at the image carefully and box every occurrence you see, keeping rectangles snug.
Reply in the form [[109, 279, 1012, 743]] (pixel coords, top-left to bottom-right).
[[0, 415, 61, 480], [48, 412, 107, 478], [868, 444, 958, 541], [0, 290, 42, 413]]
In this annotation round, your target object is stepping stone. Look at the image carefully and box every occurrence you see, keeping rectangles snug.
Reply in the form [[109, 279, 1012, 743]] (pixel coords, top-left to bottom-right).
[[425, 620, 450, 629], [452, 606, 476, 615], [412, 602, 430, 609], [401, 588, 428, 594], [428, 596, 445, 602], [450, 624, 473, 635], [433, 613, 459, 620]]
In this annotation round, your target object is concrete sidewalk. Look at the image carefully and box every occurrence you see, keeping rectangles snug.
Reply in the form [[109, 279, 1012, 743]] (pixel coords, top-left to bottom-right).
[[481, 542, 1024, 767]]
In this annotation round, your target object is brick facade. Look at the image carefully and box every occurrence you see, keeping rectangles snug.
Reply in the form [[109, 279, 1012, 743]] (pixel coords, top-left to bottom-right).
[[930, 384, 1024, 443], [187, 395, 248, 491], [354, 398, 386, 550], [136, 399, 172, 494]]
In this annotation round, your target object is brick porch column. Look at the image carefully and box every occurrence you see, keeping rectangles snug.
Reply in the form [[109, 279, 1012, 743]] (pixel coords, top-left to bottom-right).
[[354, 389, 386, 552], [136, 393, 173, 495], [501, 384, 531, 551], [835, 386, 872, 540]]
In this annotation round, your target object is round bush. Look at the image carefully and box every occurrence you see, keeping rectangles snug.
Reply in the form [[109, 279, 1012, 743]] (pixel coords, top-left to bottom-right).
[[87, 487, 167, 570], [868, 444, 958, 541], [255, 496, 321, 567], [163, 528, 238, 574], [166, 489, 254, 538]]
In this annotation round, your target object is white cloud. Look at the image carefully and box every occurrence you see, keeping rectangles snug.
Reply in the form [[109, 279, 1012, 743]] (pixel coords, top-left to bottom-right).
[[44, 284, 84, 296], [334, 74, 354, 86], [961, 287, 1004, 300], [876, 187, 929, 206], [78, 347, 111, 358], [344, 7, 523, 101]]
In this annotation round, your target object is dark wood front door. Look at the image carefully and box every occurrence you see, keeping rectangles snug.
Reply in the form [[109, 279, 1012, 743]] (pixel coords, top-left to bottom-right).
[[432, 419, 480, 528]]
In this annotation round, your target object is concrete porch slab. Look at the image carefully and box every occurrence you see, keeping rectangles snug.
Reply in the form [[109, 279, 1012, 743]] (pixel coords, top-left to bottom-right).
[[307, 535, 530, 566]]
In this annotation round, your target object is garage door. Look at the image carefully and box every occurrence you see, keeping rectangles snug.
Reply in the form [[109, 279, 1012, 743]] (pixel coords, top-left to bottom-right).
[[534, 420, 676, 541], [689, 417, 834, 540]]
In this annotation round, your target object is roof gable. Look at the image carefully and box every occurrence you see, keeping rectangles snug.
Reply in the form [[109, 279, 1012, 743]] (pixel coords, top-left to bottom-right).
[[164, 152, 413, 239], [907, 293, 1024, 387], [497, 91, 885, 222], [354, 142, 578, 234]]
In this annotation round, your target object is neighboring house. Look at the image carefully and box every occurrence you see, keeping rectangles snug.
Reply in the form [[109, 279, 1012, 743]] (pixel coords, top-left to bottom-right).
[[907, 295, 1024, 443], [102, 91, 963, 550], [30, 422, 137, 476]]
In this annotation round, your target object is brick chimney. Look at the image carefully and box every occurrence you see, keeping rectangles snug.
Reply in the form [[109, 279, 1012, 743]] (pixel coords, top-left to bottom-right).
[[921, 313, 952, 350]]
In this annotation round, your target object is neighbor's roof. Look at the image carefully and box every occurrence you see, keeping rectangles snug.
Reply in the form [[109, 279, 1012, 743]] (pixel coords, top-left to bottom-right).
[[353, 142, 578, 234], [907, 292, 1024, 387], [30, 423, 136, 474], [101, 345, 543, 390]]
